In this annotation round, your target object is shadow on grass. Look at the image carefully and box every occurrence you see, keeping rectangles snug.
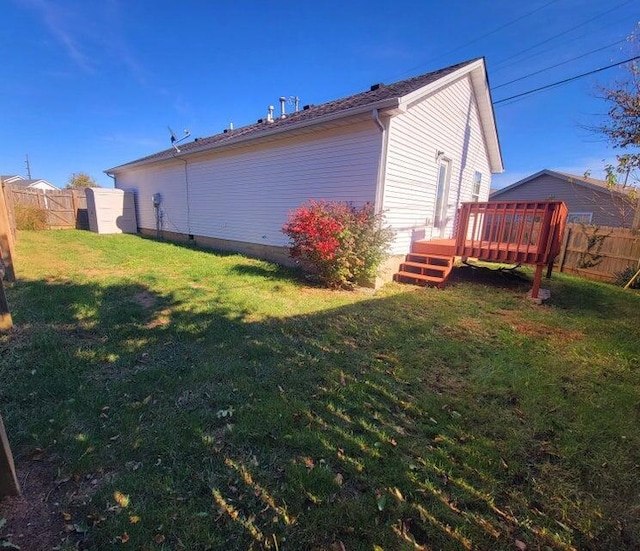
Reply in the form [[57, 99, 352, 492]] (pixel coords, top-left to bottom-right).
[[229, 263, 305, 285], [448, 264, 532, 291], [1, 275, 636, 550]]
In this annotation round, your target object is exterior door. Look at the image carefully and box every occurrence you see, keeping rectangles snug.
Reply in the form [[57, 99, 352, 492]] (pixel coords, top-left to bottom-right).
[[434, 158, 451, 237]]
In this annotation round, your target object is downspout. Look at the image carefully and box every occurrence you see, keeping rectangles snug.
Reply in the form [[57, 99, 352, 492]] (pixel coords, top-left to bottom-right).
[[372, 109, 389, 215], [172, 153, 192, 237]]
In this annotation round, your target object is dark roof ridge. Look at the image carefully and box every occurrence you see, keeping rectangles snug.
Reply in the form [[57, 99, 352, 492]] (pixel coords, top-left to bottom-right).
[[107, 57, 483, 172]]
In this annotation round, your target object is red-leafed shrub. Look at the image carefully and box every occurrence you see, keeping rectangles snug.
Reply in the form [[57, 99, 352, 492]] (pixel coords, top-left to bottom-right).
[[283, 200, 394, 288]]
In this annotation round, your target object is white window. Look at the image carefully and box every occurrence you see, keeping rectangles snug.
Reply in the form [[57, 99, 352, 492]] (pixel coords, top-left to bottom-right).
[[567, 212, 593, 224], [472, 171, 482, 201]]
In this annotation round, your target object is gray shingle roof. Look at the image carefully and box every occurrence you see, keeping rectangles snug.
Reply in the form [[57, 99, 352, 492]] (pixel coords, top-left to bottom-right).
[[492, 169, 637, 198], [108, 58, 481, 172]]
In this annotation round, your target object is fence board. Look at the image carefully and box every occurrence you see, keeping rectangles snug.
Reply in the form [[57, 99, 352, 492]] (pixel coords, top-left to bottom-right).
[[5, 185, 89, 232], [557, 223, 640, 283]]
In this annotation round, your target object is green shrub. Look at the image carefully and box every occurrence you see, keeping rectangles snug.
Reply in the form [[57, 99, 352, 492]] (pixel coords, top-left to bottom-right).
[[283, 201, 394, 288], [15, 204, 48, 230]]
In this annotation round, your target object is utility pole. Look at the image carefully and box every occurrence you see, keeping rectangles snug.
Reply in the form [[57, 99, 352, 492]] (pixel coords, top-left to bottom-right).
[[25, 154, 31, 180]]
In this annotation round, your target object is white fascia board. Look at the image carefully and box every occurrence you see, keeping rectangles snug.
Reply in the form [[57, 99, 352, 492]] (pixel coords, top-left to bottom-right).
[[397, 58, 504, 174], [398, 59, 485, 107]]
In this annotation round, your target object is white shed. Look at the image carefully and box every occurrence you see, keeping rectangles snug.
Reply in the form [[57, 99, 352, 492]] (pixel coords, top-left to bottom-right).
[[86, 188, 137, 234]]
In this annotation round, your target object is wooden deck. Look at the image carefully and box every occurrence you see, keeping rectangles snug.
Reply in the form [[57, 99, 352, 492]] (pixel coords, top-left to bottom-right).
[[394, 200, 569, 298]]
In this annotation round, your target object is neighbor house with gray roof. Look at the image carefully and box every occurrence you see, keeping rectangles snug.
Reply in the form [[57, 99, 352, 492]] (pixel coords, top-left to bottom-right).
[[106, 57, 503, 281], [1, 175, 59, 191], [490, 169, 638, 228]]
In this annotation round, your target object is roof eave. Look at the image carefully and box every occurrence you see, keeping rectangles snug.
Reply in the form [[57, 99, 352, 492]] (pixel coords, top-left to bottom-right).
[[106, 97, 401, 174], [397, 58, 503, 174]]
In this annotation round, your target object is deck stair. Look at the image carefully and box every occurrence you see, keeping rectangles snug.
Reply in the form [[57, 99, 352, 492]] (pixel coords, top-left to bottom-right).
[[394, 250, 454, 287]]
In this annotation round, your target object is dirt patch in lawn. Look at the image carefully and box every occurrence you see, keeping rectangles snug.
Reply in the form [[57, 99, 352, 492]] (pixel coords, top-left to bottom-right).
[[132, 291, 156, 309], [497, 309, 585, 341], [0, 456, 104, 551]]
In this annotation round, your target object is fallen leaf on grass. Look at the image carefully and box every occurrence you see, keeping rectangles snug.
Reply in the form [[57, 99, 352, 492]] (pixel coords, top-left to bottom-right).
[[129, 516, 140, 524], [153, 534, 166, 544], [61, 512, 72, 521], [121, 532, 130, 544], [514, 539, 527, 550], [113, 491, 130, 508]]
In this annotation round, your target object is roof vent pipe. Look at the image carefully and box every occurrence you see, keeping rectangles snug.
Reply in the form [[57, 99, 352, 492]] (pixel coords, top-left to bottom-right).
[[229, 122, 234, 130], [294, 96, 300, 112], [267, 105, 274, 123], [279, 96, 286, 118]]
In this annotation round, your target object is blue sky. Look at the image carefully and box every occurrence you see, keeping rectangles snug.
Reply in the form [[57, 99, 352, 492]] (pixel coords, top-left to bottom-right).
[[1, 0, 638, 189]]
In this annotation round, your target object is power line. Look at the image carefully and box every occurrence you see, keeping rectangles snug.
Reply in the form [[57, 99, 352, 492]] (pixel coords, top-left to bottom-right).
[[491, 12, 633, 74], [491, 0, 634, 70], [492, 39, 627, 90], [494, 55, 640, 105], [388, 0, 560, 80]]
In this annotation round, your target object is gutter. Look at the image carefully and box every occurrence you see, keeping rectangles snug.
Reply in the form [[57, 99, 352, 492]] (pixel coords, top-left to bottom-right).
[[106, 97, 402, 175]]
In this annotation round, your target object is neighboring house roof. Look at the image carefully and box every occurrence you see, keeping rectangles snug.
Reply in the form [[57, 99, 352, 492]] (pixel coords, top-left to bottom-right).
[[6, 178, 59, 190], [0, 175, 25, 184], [491, 169, 637, 199], [107, 57, 503, 174]]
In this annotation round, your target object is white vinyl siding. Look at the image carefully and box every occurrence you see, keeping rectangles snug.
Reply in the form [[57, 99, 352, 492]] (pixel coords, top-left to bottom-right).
[[491, 174, 635, 228], [115, 163, 189, 234], [382, 75, 492, 254], [117, 121, 381, 246]]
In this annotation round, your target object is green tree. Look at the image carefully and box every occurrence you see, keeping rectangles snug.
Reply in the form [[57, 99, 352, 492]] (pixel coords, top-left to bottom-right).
[[66, 172, 98, 189]]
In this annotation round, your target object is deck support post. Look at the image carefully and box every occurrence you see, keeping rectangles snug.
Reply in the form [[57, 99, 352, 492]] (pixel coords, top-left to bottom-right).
[[531, 264, 544, 299], [545, 261, 554, 279]]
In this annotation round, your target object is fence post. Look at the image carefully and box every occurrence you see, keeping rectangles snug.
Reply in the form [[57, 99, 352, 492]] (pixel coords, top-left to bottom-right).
[[557, 225, 571, 274], [0, 414, 20, 497], [0, 184, 16, 282]]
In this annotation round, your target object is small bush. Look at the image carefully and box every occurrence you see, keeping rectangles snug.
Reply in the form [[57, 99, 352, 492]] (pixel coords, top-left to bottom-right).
[[283, 200, 394, 288], [15, 204, 48, 230], [614, 265, 640, 289]]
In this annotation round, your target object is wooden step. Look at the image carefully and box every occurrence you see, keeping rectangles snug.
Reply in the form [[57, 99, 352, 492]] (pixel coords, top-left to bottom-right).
[[405, 253, 452, 266], [394, 271, 446, 286], [399, 261, 449, 277], [412, 240, 456, 256]]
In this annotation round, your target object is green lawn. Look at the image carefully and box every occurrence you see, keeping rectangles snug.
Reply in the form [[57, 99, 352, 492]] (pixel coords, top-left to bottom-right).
[[1, 230, 639, 550]]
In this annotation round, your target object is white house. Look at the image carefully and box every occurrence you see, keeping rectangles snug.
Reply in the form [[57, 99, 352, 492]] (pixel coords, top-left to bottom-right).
[[106, 57, 503, 280], [0, 175, 59, 191]]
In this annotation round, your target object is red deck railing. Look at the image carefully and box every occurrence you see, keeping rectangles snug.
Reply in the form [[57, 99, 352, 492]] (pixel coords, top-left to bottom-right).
[[454, 200, 568, 265], [453, 201, 568, 298]]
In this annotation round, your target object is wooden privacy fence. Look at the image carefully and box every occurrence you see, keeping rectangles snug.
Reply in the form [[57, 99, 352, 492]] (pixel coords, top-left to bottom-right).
[[556, 223, 640, 283], [3, 185, 89, 234]]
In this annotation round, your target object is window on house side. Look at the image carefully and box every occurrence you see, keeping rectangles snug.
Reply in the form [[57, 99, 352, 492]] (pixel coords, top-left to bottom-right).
[[472, 171, 482, 201], [567, 212, 593, 224]]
